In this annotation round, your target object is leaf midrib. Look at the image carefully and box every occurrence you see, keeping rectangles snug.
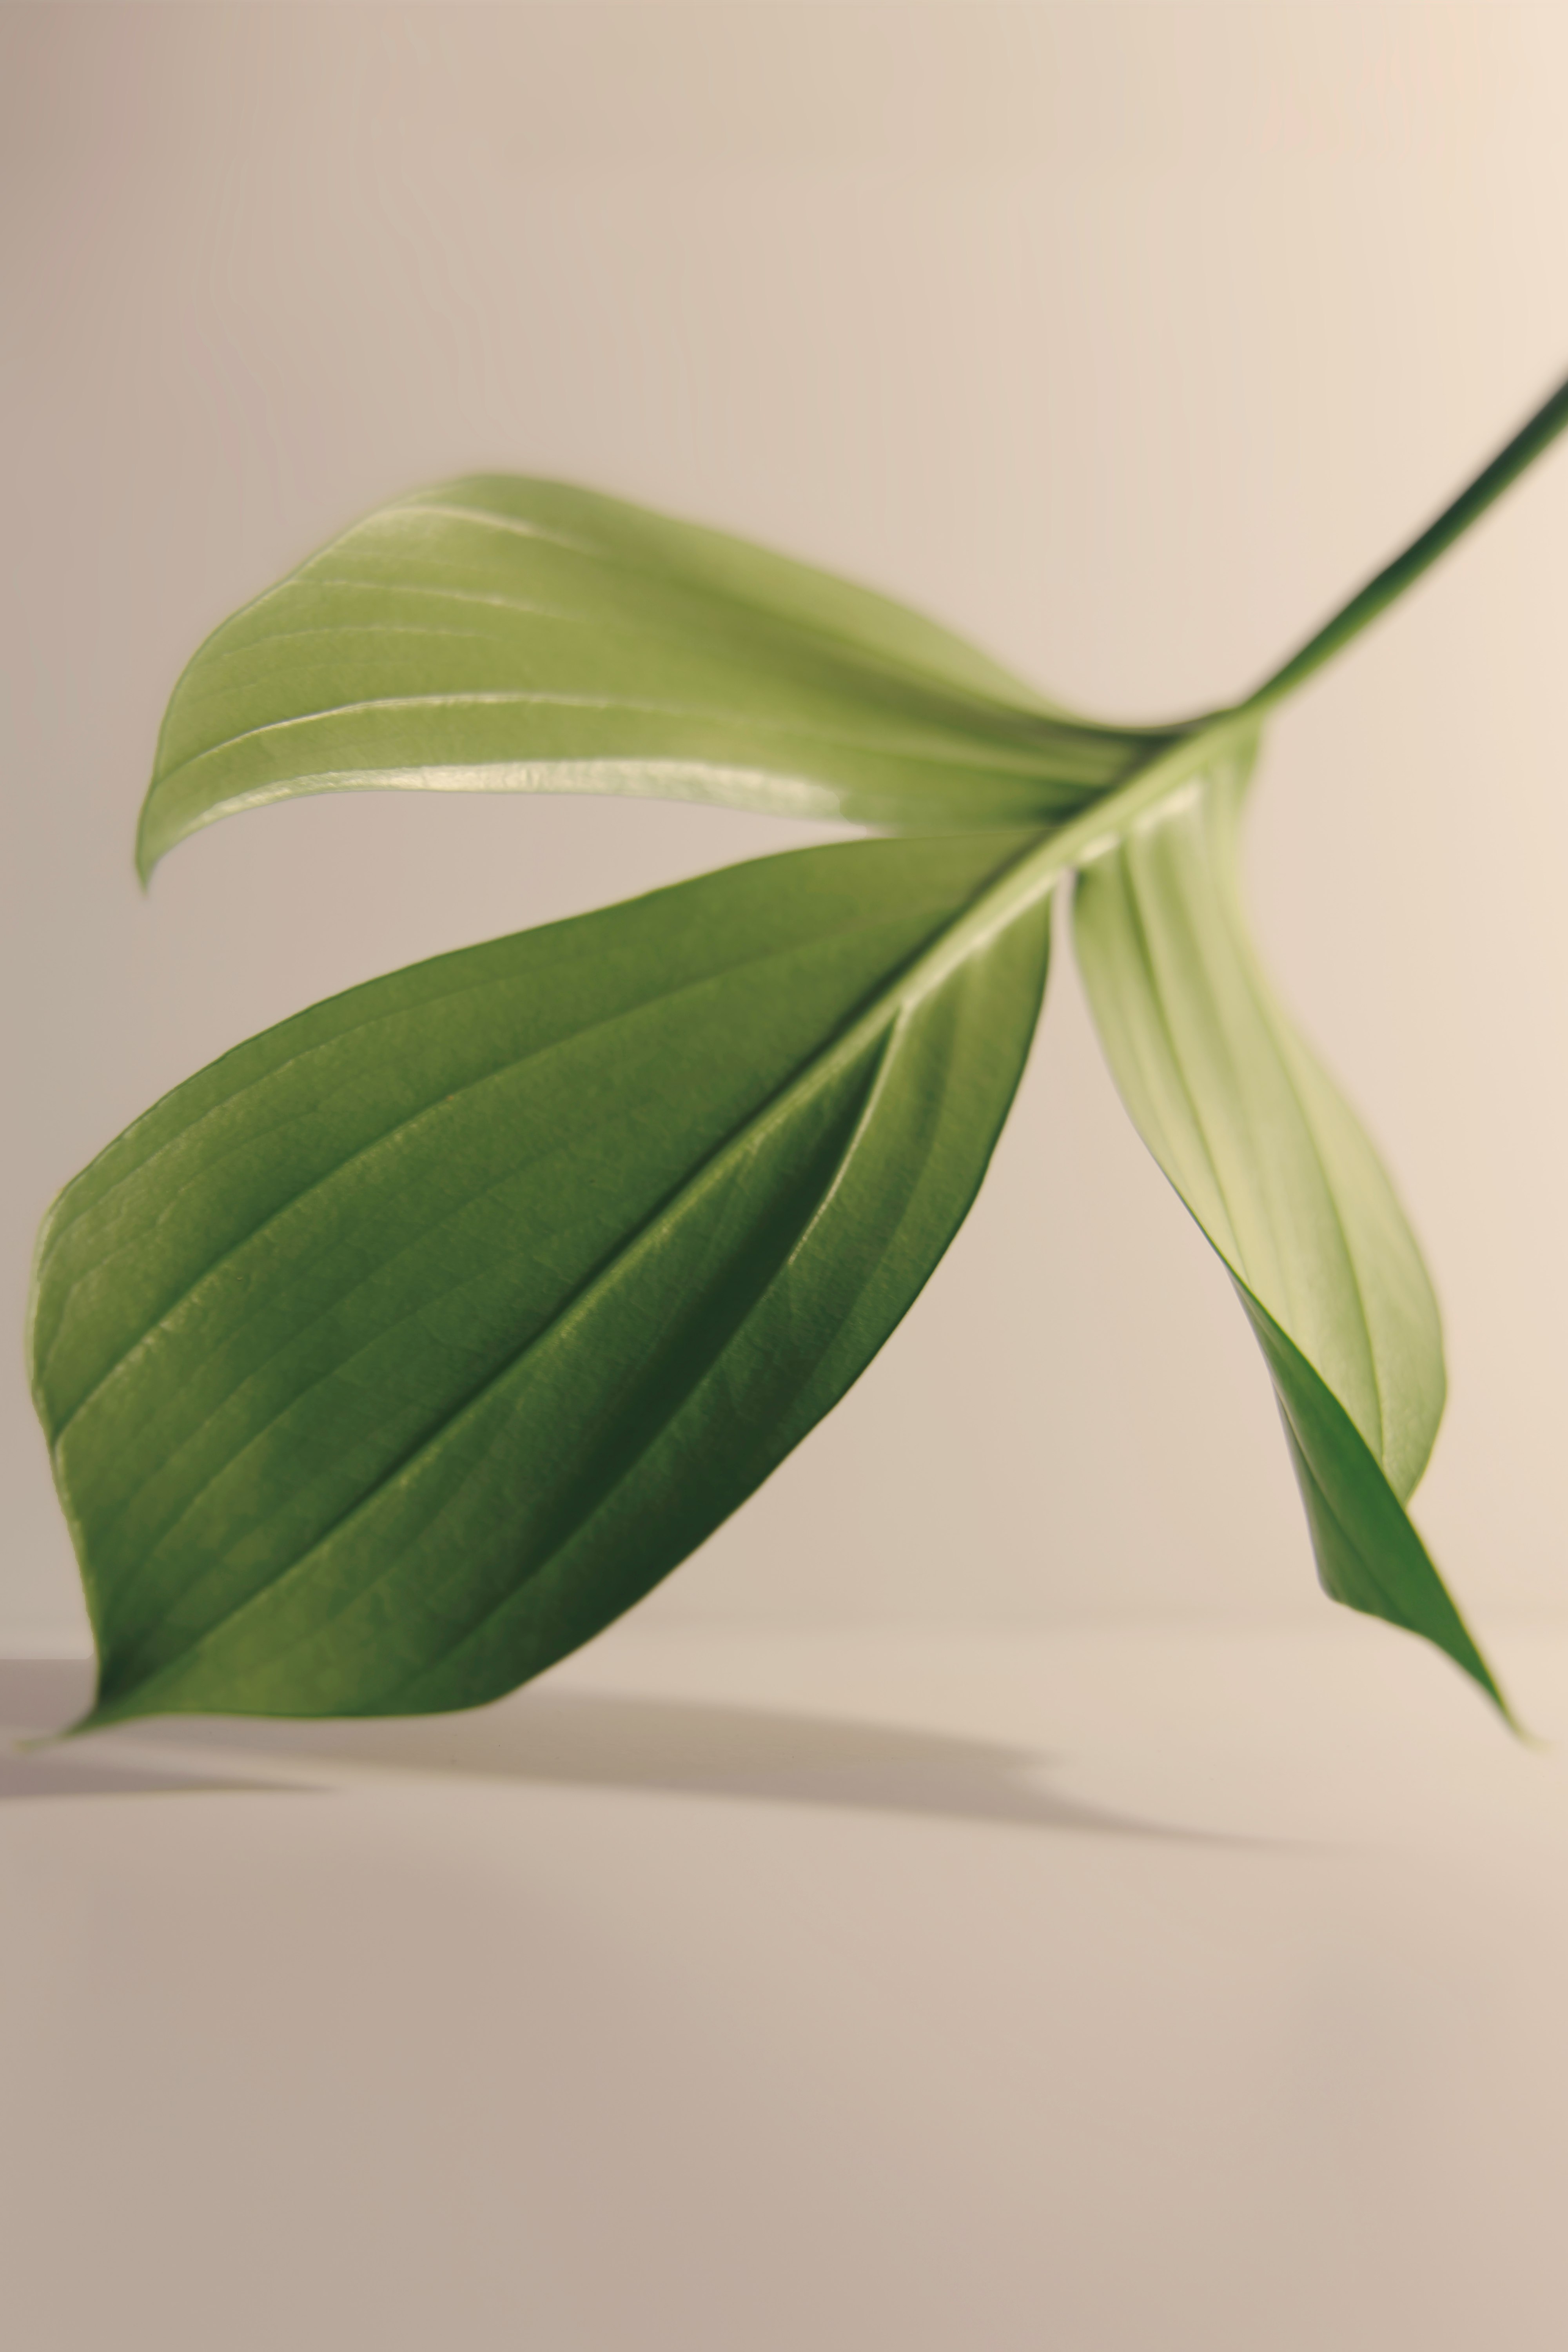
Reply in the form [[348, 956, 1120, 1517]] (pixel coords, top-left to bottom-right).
[[96, 1024, 897, 1709], [45, 897, 962, 1449], [150, 685, 1102, 812]]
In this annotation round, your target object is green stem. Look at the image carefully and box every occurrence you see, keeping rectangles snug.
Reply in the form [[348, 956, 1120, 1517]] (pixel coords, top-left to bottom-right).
[[1239, 369, 1568, 719]]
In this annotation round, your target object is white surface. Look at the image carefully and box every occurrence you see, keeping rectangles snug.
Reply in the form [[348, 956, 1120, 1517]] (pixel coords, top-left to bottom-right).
[[6, 5, 1568, 1646], [6, 1620, 1568, 2350]]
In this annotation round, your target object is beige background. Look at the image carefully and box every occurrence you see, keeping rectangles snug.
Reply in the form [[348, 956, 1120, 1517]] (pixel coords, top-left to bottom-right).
[[4, 2, 1567, 1651], [7, 34, 1568, 2341]]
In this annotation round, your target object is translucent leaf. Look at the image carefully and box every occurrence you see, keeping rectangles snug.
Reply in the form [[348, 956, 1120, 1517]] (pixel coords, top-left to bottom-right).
[[138, 477, 1173, 877], [1074, 746, 1508, 1716]]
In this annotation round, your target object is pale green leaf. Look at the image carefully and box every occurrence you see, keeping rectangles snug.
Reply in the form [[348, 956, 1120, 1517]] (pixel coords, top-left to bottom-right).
[[138, 476, 1173, 878], [1073, 745, 1508, 1715]]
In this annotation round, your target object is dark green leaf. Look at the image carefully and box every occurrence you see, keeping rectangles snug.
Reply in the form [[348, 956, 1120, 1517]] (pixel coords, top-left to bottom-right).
[[31, 831, 1052, 1727], [138, 476, 1176, 878], [1073, 743, 1510, 1717]]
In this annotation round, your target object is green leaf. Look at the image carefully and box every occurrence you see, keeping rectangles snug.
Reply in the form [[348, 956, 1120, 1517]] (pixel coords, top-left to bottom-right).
[[54, 374, 1568, 1729], [31, 830, 1053, 1728], [1073, 742, 1510, 1717], [137, 475, 1176, 879]]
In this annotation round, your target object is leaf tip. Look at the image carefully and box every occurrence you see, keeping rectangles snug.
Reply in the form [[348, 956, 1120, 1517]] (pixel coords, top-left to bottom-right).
[[133, 809, 161, 892], [1490, 1680, 1538, 1748], [1448, 1636, 1529, 1742]]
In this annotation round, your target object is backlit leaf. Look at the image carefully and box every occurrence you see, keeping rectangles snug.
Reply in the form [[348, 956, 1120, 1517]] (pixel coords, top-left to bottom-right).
[[1073, 743, 1508, 1715], [138, 477, 1175, 878]]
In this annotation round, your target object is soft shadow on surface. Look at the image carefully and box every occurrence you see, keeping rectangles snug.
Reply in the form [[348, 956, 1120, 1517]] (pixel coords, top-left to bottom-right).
[[0, 1746, 304, 1799], [2, 1658, 1252, 1845], [0, 1662, 313, 1799]]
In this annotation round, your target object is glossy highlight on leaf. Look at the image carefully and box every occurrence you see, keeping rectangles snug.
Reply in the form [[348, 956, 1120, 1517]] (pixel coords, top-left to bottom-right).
[[31, 832, 1051, 1726], [137, 476, 1176, 879]]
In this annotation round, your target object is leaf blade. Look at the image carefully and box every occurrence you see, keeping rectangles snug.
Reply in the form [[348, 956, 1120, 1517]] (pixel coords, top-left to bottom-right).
[[1073, 744, 1507, 1714], [1239, 1290, 1506, 1716], [138, 477, 1175, 876], [32, 831, 1053, 1724]]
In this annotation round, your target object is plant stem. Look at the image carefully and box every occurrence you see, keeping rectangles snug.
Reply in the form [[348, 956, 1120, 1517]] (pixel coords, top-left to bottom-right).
[[1239, 368, 1568, 719]]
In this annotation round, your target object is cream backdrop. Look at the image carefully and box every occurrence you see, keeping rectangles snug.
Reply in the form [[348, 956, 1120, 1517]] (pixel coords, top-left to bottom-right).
[[4, 3, 1566, 1651]]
